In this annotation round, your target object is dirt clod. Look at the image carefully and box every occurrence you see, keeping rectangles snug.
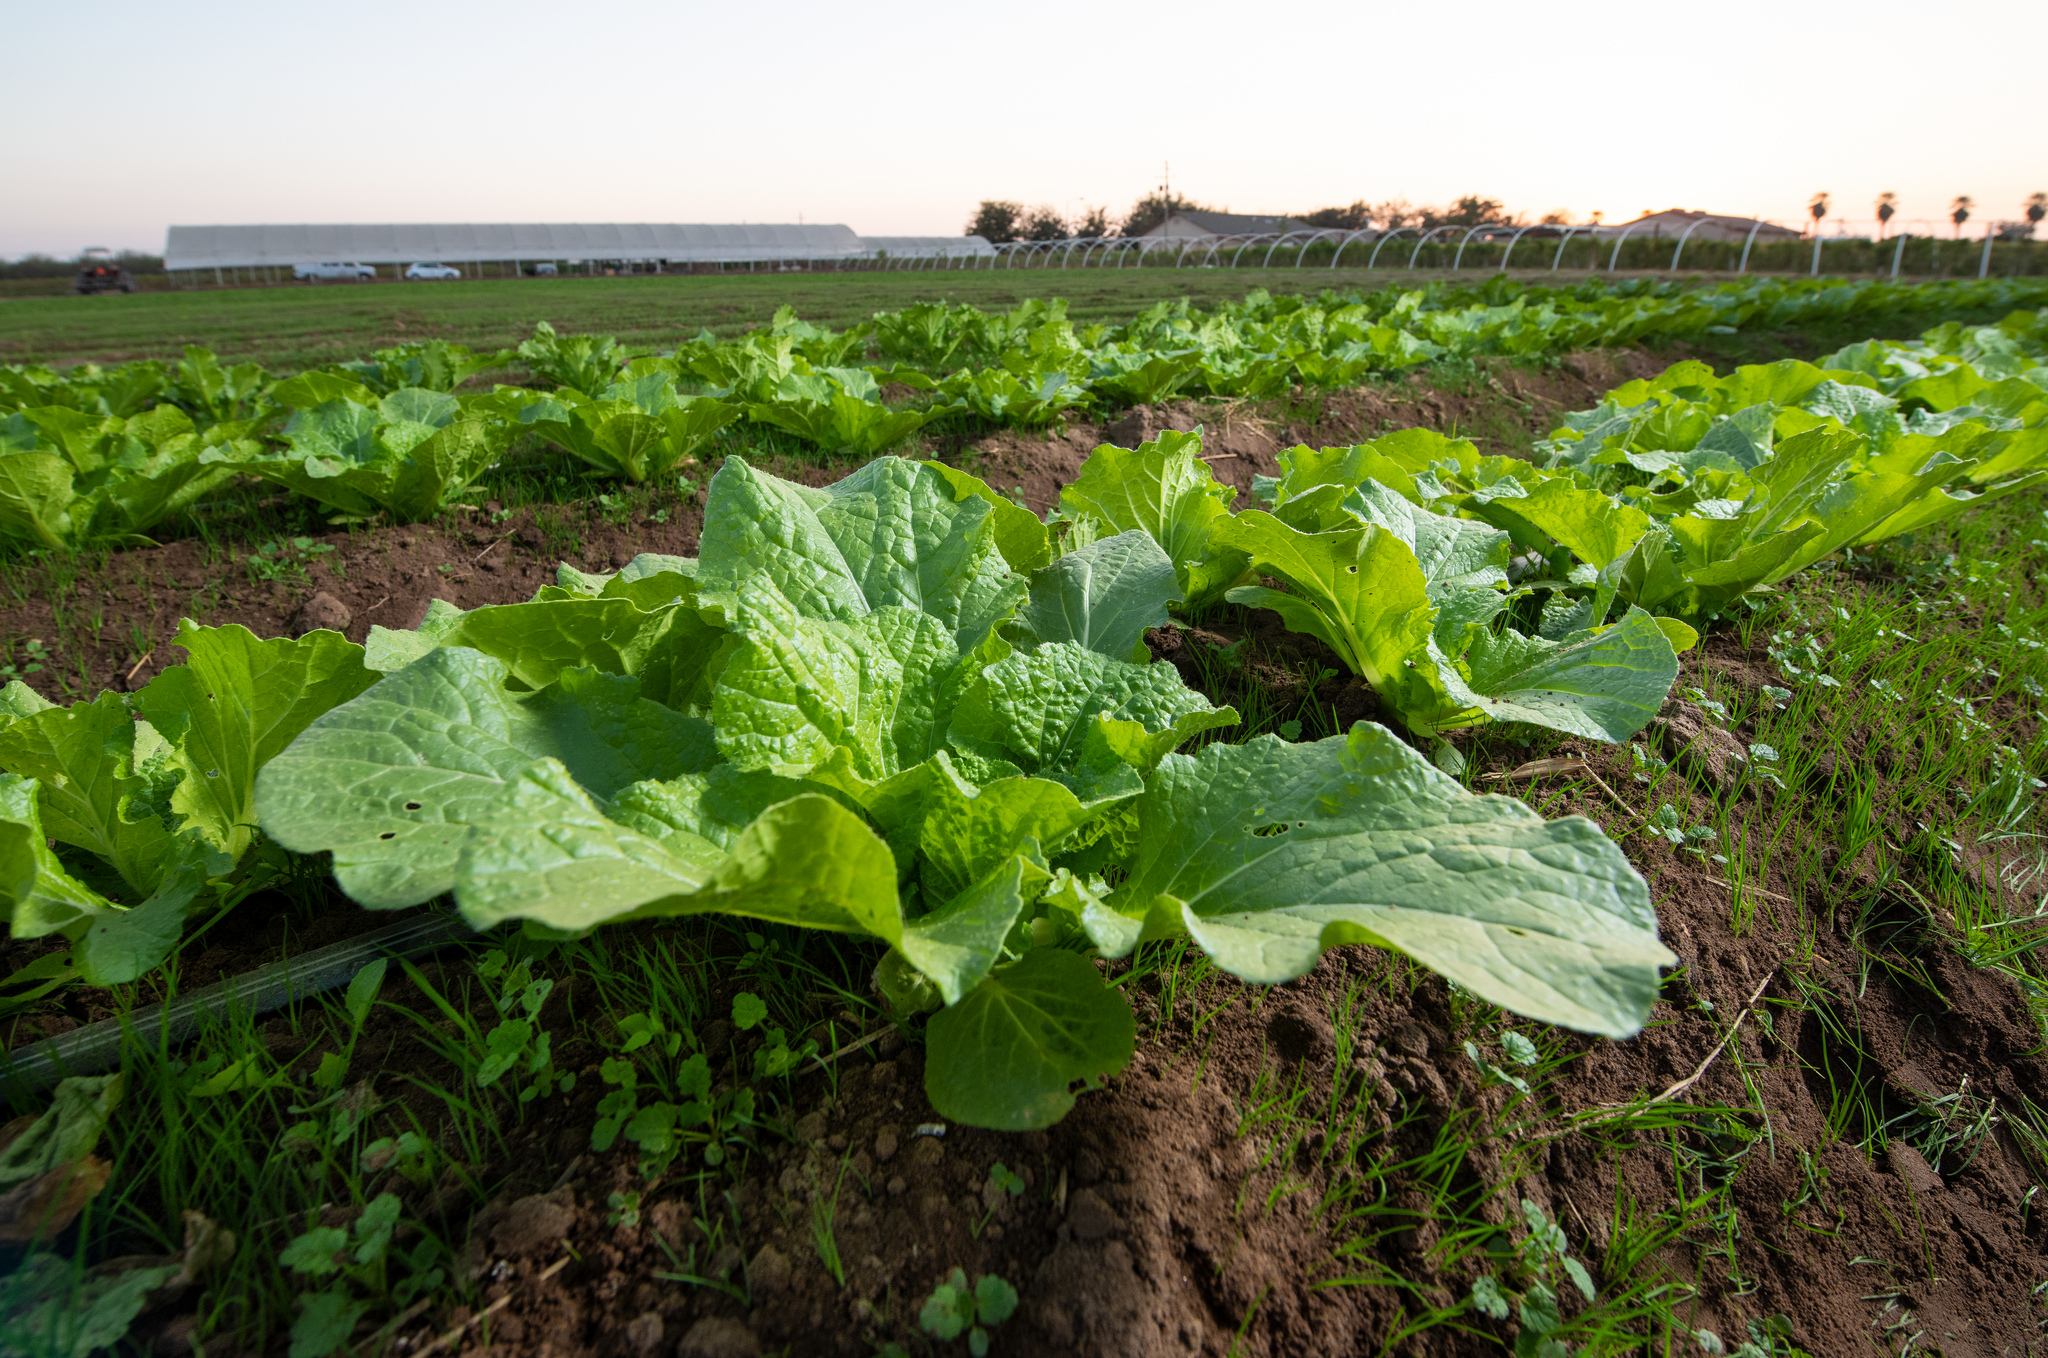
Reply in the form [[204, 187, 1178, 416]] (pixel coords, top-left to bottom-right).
[[625, 1312, 664, 1355], [1887, 1140, 1945, 1194], [1655, 697, 1749, 789], [287, 590, 352, 637], [747, 1244, 790, 1294], [1065, 1187, 1122, 1242], [675, 1316, 760, 1358], [491, 1191, 573, 1256]]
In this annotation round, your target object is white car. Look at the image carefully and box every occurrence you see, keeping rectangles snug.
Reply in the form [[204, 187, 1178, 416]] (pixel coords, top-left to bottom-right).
[[295, 262, 375, 282], [405, 263, 463, 280]]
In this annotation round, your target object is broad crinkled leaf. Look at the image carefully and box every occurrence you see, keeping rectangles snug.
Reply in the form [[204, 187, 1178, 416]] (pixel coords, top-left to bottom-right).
[[947, 642, 1234, 782], [1217, 511, 1452, 732], [0, 773, 116, 938], [0, 694, 184, 896], [254, 648, 717, 909], [137, 623, 380, 863], [1113, 726, 1673, 1037], [924, 948, 1136, 1131], [1439, 608, 1679, 742], [1011, 529, 1180, 662], [698, 456, 1023, 652], [1057, 430, 1247, 606], [1341, 479, 1511, 594]]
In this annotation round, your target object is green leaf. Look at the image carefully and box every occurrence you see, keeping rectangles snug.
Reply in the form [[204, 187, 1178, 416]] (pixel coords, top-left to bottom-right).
[[75, 859, 202, 986], [254, 648, 717, 910], [1478, 478, 1651, 569], [1012, 529, 1180, 661], [922, 459, 1051, 572], [0, 452, 77, 549], [1057, 431, 1247, 606], [0, 772, 120, 939], [1341, 479, 1512, 594], [1441, 608, 1679, 743], [947, 642, 1234, 783], [0, 694, 184, 897], [1217, 511, 1452, 733], [345, 959, 388, 1028], [137, 621, 380, 862], [451, 766, 898, 937], [924, 947, 1136, 1131], [288, 1289, 367, 1358], [732, 992, 767, 1030], [699, 456, 1024, 654], [975, 1274, 1020, 1327], [0, 1074, 124, 1187], [1113, 726, 1673, 1038]]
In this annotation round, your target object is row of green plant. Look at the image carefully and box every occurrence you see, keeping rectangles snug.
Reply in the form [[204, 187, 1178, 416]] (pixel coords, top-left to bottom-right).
[[2, 275, 2045, 548], [8, 465, 2048, 1357], [3, 309, 2045, 1134]]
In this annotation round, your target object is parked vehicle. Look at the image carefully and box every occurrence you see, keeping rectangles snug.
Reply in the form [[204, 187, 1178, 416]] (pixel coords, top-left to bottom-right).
[[531, 262, 558, 276], [73, 247, 137, 295], [294, 262, 376, 282], [405, 262, 463, 280]]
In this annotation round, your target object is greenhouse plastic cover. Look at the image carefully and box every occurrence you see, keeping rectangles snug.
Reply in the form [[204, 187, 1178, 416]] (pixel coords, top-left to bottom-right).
[[164, 223, 869, 269]]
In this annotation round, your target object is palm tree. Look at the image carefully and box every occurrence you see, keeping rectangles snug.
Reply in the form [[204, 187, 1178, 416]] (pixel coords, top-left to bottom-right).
[[1951, 196, 1974, 237], [1875, 192, 1897, 239], [1808, 192, 1830, 236]]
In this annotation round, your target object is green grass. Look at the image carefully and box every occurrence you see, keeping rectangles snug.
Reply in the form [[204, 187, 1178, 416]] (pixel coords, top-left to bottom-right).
[[11, 267, 2030, 376], [0, 268, 1481, 372]]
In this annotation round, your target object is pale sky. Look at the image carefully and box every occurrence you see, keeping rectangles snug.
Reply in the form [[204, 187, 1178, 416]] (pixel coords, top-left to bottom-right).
[[3, 0, 2043, 258]]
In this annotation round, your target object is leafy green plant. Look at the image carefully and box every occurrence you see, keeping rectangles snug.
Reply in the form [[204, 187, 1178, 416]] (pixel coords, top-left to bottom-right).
[[0, 621, 377, 989], [920, 1267, 1019, 1356], [279, 1192, 446, 1358], [1468, 1200, 1597, 1357], [202, 381, 509, 522], [472, 948, 574, 1101], [257, 452, 1673, 1132], [516, 371, 738, 483]]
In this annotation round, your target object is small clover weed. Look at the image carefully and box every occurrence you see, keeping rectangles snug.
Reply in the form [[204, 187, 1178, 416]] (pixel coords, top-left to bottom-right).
[[920, 1267, 1020, 1356]]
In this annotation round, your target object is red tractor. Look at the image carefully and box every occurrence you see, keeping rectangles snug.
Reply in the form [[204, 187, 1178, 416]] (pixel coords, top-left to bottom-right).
[[73, 247, 137, 295]]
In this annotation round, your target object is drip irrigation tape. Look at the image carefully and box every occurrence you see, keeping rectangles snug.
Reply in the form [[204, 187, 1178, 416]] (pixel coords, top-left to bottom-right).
[[0, 911, 474, 1108]]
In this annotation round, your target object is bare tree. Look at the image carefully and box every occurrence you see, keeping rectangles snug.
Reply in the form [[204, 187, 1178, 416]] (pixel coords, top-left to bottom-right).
[[1875, 192, 1897, 239], [1951, 196, 1974, 237]]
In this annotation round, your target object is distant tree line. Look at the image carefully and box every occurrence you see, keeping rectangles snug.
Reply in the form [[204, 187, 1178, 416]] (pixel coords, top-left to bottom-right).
[[1, 250, 165, 280], [965, 193, 1531, 242]]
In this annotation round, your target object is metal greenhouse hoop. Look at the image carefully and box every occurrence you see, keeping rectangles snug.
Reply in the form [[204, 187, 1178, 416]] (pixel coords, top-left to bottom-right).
[[1496, 224, 1544, 271], [1452, 223, 1509, 270], [1366, 228, 1415, 269], [1329, 229, 1377, 269], [1606, 221, 1645, 272], [1231, 235, 1274, 269], [1550, 225, 1597, 270], [1668, 216, 1730, 271], [1736, 219, 1768, 274], [1407, 226, 1458, 268]]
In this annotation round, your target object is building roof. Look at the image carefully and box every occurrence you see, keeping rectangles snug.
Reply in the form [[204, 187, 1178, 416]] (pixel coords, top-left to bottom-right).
[[1612, 211, 1801, 241], [860, 236, 995, 258], [163, 223, 867, 270], [1140, 210, 1319, 238]]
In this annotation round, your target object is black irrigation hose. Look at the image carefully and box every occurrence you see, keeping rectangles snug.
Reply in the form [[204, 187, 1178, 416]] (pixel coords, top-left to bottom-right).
[[0, 911, 475, 1109]]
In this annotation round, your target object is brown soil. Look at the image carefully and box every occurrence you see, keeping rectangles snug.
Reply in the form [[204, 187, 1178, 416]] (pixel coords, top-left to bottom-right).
[[11, 351, 2048, 1358]]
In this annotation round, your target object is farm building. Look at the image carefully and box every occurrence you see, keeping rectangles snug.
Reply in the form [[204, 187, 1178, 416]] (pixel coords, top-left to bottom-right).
[[160, 223, 991, 281], [1610, 210, 1800, 242], [1138, 210, 1321, 239]]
